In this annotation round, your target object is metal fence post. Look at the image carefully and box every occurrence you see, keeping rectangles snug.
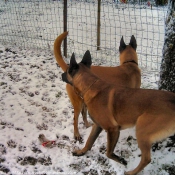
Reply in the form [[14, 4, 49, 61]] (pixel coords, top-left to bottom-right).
[[63, 0, 67, 57], [97, 0, 101, 50]]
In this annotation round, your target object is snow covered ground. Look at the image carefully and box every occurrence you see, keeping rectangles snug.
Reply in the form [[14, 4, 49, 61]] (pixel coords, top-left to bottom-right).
[[0, 1, 175, 175], [0, 42, 175, 175]]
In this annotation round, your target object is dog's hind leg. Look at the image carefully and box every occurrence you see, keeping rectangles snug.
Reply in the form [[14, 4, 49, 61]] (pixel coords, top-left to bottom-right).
[[106, 126, 127, 165], [125, 115, 152, 175], [126, 112, 175, 175], [125, 140, 151, 175], [72, 124, 102, 156]]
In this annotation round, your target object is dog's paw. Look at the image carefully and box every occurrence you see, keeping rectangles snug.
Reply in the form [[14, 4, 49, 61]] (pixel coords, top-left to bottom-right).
[[74, 135, 83, 143], [115, 154, 127, 166], [72, 150, 85, 157], [119, 157, 127, 166]]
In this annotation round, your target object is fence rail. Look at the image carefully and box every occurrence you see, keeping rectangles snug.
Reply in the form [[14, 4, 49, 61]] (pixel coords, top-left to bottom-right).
[[0, 0, 168, 70]]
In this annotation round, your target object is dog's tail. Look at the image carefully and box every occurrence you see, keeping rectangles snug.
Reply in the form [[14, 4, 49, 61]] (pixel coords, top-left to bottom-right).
[[54, 31, 69, 72]]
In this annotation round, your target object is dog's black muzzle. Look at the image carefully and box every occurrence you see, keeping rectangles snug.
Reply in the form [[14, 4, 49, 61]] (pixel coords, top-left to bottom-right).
[[62, 72, 72, 85]]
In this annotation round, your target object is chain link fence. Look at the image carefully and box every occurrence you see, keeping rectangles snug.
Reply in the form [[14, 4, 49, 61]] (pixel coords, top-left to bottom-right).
[[0, 0, 168, 70]]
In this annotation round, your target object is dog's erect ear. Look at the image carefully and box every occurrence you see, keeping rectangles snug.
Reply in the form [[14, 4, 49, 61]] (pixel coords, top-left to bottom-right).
[[81, 50, 92, 68], [69, 53, 79, 77], [70, 52, 78, 68], [119, 36, 126, 52], [129, 35, 137, 50]]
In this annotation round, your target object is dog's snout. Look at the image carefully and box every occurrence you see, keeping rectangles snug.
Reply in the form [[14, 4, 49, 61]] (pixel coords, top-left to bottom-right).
[[62, 72, 72, 85], [61, 72, 67, 82]]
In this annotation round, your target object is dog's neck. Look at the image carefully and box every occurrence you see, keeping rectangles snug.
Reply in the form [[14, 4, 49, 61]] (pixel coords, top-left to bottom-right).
[[123, 60, 138, 65], [74, 78, 99, 99], [120, 48, 138, 65]]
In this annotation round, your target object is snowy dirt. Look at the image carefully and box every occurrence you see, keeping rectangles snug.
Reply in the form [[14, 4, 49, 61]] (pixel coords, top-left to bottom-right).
[[0, 44, 175, 175]]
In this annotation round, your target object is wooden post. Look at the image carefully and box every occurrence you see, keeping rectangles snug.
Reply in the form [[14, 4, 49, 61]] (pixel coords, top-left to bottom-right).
[[63, 0, 67, 57], [97, 0, 101, 50]]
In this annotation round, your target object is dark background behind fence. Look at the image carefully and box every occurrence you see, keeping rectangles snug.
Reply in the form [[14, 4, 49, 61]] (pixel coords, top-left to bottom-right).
[[0, 0, 167, 70]]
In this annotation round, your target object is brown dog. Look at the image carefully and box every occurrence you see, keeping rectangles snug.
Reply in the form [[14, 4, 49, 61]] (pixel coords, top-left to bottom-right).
[[62, 53, 175, 175], [54, 32, 141, 141]]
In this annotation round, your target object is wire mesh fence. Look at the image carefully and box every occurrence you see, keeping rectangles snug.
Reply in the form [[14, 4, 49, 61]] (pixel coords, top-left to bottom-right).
[[0, 0, 168, 70]]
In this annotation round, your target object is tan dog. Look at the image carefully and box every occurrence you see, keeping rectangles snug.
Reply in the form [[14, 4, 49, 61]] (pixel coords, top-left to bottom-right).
[[62, 53, 175, 175], [54, 32, 141, 141]]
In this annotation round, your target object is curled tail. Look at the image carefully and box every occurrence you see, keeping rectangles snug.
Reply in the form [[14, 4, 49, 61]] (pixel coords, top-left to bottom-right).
[[54, 31, 69, 72]]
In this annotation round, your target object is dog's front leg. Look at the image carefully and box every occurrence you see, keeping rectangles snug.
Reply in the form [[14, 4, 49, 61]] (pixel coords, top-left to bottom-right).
[[106, 126, 127, 166], [81, 103, 92, 128], [72, 124, 102, 156]]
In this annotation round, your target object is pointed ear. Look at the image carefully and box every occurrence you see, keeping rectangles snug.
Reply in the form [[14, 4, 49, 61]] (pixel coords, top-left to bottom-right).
[[119, 36, 126, 52], [68, 53, 79, 77], [70, 52, 78, 68], [129, 35, 137, 50], [81, 50, 92, 68]]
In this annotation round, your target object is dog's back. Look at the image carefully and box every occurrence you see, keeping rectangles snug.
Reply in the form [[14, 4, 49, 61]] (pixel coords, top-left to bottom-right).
[[91, 64, 140, 88]]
